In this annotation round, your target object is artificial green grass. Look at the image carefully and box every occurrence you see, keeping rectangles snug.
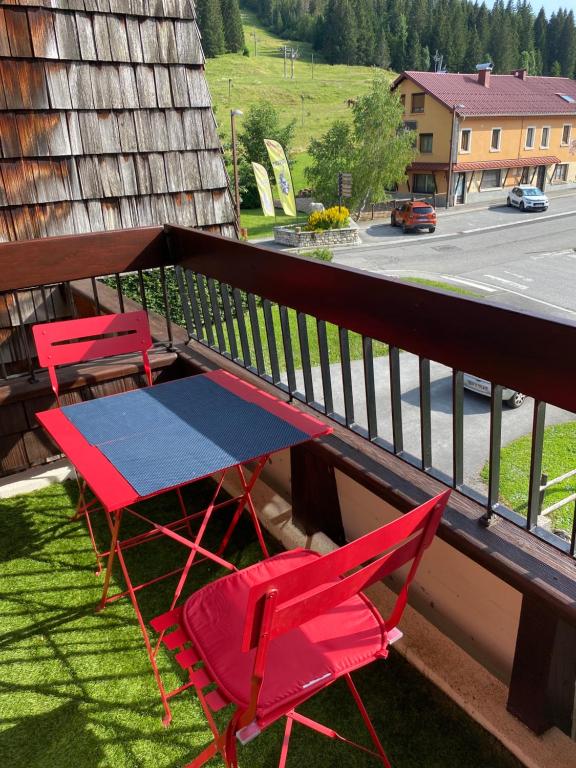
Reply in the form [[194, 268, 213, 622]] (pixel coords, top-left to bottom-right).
[[481, 421, 576, 533], [0, 481, 521, 768]]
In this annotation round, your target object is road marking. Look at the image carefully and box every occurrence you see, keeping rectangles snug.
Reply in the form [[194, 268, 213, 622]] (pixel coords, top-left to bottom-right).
[[531, 249, 575, 259], [353, 208, 576, 251], [483, 274, 528, 290], [439, 276, 497, 292], [503, 270, 532, 281]]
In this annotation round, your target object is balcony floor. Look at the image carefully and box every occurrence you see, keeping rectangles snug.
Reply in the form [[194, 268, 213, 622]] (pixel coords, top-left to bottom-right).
[[0, 481, 522, 768]]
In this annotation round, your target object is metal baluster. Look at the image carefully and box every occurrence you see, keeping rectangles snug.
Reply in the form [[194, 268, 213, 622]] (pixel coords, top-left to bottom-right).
[[279, 306, 296, 397], [389, 346, 403, 454], [419, 358, 432, 470], [174, 265, 194, 341], [484, 384, 503, 524], [196, 275, 215, 348], [137, 270, 148, 312], [317, 318, 333, 416], [90, 277, 101, 314], [247, 293, 265, 376], [232, 288, 251, 369], [114, 274, 125, 313], [570, 501, 576, 557], [363, 336, 377, 441], [207, 278, 226, 353], [452, 369, 464, 489], [297, 312, 314, 404], [526, 400, 547, 530], [64, 281, 78, 318], [220, 283, 239, 362], [39, 285, 50, 321], [159, 266, 174, 350], [185, 271, 204, 343], [339, 327, 354, 427], [263, 299, 281, 385], [13, 291, 37, 382]]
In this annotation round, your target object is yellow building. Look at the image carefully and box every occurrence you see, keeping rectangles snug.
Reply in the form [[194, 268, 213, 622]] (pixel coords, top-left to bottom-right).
[[392, 69, 576, 205]]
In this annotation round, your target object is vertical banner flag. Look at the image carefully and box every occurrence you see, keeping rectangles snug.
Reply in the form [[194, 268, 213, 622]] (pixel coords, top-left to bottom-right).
[[264, 139, 297, 217], [252, 162, 275, 217]]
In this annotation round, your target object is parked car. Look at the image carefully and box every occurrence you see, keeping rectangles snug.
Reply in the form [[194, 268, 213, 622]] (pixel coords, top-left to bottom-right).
[[463, 374, 526, 408], [506, 185, 549, 212], [391, 200, 437, 233]]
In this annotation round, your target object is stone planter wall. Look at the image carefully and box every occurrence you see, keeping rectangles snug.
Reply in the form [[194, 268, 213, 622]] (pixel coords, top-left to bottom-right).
[[273, 225, 360, 247]]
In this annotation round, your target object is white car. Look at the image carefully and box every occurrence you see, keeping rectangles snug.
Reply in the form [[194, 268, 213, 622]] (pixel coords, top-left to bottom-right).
[[506, 185, 548, 212], [463, 374, 526, 408]]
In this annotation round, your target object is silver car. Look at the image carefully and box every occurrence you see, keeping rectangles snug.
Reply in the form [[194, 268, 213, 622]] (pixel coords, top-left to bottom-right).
[[506, 185, 549, 212], [463, 374, 526, 408]]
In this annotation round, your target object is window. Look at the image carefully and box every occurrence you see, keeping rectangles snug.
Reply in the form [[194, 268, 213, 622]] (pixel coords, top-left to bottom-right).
[[412, 174, 435, 194], [460, 129, 471, 152], [481, 169, 502, 189], [561, 124, 571, 146], [540, 126, 550, 148], [553, 164, 568, 182], [400, 94, 406, 110], [490, 128, 501, 151], [403, 120, 417, 131], [419, 133, 433, 153], [557, 93, 576, 104], [525, 126, 535, 149], [411, 93, 425, 113]]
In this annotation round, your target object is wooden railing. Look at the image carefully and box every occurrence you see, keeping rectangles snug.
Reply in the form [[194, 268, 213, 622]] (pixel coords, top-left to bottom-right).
[[2, 225, 576, 735]]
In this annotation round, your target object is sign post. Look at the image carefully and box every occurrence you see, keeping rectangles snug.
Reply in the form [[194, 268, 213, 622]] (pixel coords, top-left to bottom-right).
[[338, 172, 352, 212]]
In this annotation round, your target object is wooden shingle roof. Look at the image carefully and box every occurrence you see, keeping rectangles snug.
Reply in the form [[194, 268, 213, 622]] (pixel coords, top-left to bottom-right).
[[0, 0, 236, 241]]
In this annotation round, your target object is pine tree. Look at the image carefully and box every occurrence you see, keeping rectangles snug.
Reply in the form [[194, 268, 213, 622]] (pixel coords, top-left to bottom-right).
[[533, 8, 548, 73], [558, 10, 576, 78], [221, 0, 245, 53], [196, 0, 226, 57], [321, 0, 357, 65]]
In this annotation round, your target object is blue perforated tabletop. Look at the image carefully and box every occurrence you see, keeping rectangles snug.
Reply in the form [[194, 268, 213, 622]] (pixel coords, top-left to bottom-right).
[[59, 371, 324, 498]]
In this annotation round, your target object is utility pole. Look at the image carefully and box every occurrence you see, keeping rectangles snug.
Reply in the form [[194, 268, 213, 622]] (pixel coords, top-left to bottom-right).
[[301, 94, 305, 127], [252, 31, 257, 57], [228, 78, 232, 104], [311, 52, 314, 80], [283, 45, 287, 78]]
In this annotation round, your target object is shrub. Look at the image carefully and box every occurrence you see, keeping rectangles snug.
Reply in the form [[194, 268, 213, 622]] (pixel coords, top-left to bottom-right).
[[299, 247, 333, 261], [305, 206, 349, 231], [243, 46, 250, 56]]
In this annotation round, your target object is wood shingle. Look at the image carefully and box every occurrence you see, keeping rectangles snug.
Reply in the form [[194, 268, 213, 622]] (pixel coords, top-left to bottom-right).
[[0, 0, 236, 241]]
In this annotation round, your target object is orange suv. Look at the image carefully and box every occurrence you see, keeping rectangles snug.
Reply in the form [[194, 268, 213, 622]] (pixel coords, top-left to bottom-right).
[[391, 200, 437, 233]]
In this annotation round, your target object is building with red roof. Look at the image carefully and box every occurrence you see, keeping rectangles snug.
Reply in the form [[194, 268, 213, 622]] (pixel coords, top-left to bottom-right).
[[392, 69, 576, 206]]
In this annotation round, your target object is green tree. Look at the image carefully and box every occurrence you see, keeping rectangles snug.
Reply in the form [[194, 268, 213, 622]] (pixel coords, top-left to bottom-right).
[[305, 121, 354, 206], [322, 0, 357, 64], [306, 77, 416, 209], [220, 0, 245, 52], [236, 101, 296, 207], [196, 0, 226, 57]]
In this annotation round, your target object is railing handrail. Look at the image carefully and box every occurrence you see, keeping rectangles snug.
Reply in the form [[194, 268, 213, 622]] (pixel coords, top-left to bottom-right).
[[0, 226, 166, 292], [3, 223, 576, 413], [165, 224, 576, 414]]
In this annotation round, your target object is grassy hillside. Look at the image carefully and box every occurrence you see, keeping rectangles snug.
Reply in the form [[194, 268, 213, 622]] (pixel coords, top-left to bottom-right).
[[205, 10, 388, 153]]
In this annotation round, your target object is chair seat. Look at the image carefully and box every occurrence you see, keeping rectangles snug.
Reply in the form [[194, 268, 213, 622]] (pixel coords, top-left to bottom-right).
[[182, 548, 387, 723]]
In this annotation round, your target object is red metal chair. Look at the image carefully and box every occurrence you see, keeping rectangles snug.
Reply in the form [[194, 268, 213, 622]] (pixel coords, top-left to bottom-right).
[[33, 311, 154, 572], [151, 489, 451, 767]]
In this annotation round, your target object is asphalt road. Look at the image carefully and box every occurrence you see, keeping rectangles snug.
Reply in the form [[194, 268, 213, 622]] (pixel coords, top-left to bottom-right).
[[333, 191, 576, 321], [288, 193, 576, 490]]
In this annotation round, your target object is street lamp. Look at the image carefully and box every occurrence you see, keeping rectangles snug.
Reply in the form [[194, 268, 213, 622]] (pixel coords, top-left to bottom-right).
[[230, 109, 243, 230]]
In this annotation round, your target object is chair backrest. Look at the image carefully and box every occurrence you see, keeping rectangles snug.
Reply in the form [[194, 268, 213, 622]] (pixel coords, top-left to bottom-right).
[[33, 311, 153, 400], [242, 489, 451, 654]]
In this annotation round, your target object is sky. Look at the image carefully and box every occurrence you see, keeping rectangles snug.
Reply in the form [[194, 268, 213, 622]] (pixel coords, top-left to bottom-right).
[[489, 1, 574, 15]]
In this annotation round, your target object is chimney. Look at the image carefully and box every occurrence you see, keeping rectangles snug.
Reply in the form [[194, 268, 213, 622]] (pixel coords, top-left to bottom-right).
[[476, 62, 493, 87], [511, 69, 527, 80], [478, 68, 491, 87]]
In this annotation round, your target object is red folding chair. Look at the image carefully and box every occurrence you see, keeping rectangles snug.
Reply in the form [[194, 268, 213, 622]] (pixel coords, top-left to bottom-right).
[[151, 489, 451, 767], [33, 311, 154, 572]]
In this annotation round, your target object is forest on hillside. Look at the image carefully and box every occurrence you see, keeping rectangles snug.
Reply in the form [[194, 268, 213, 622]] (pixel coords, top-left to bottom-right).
[[236, 0, 575, 77]]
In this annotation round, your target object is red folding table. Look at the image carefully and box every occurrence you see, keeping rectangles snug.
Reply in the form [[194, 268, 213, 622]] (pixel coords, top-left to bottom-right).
[[37, 369, 331, 724]]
